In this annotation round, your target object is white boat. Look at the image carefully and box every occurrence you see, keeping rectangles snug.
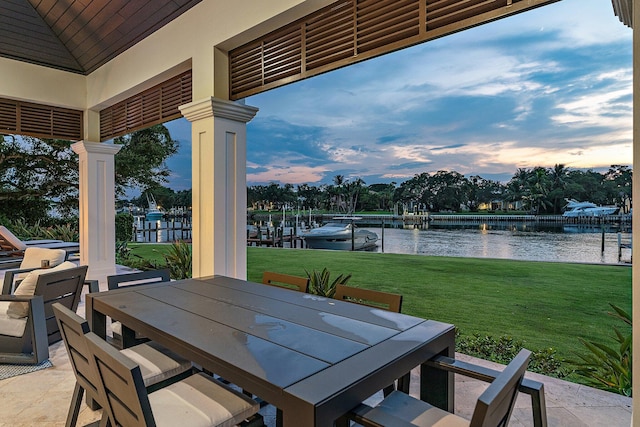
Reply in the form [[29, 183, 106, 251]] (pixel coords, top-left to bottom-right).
[[303, 218, 378, 250], [145, 193, 164, 221], [562, 200, 619, 217]]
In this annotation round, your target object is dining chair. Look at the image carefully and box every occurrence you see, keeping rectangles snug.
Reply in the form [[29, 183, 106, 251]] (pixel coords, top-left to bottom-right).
[[53, 303, 193, 427], [107, 269, 171, 347], [262, 271, 309, 293], [84, 330, 261, 427], [333, 284, 402, 312], [333, 284, 404, 396], [343, 348, 532, 427]]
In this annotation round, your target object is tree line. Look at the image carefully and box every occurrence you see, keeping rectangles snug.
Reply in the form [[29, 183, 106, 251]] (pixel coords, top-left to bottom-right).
[[248, 165, 632, 215], [1, 124, 632, 225], [0, 125, 178, 224]]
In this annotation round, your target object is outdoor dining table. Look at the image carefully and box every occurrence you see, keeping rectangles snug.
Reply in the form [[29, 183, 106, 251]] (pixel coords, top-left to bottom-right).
[[86, 275, 455, 426]]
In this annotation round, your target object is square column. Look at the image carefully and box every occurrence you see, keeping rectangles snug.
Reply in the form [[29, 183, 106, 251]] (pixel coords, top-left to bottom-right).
[[71, 141, 122, 281], [180, 98, 258, 279]]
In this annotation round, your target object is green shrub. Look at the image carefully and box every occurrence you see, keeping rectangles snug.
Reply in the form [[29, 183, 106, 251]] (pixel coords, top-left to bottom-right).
[[115, 213, 134, 242], [4, 219, 79, 241], [42, 223, 79, 241], [571, 304, 632, 396], [456, 331, 568, 378], [305, 267, 351, 297], [163, 241, 192, 280]]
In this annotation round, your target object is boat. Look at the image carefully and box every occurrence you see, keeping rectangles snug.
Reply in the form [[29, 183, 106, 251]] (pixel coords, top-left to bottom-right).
[[145, 193, 164, 221], [562, 199, 619, 217], [302, 217, 378, 250]]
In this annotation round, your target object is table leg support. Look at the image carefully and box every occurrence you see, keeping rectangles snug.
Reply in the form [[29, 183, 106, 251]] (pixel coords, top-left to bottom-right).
[[420, 343, 455, 412]]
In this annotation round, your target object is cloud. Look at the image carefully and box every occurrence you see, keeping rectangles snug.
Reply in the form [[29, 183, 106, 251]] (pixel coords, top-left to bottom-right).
[[163, 0, 632, 190]]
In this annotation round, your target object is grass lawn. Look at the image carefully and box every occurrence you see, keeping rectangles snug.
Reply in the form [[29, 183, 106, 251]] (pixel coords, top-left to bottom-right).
[[127, 243, 631, 378]]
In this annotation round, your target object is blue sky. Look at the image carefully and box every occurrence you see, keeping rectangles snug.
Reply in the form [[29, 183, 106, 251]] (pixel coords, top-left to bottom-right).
[[165, 0, 633, 191]]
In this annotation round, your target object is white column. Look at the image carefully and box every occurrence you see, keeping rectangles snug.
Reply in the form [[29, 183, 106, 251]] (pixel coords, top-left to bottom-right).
[[632, 1, 639, 423], [179, 98, 258, 279], [71, 141, 122, 281]]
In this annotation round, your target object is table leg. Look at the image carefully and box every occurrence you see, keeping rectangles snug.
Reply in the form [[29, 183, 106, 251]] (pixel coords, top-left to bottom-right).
[[420, 335, 455, 412], [85, 295, 106, 340]]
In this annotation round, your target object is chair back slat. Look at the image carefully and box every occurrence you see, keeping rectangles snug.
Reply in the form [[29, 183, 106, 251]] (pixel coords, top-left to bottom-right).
[[334, 284, 402, 312], [85, 332, 156, 427], [38, 266, 87, 344], [262, 271, 309, 293], [107, 269, 171, 290], [52, 303, 101, 402], [470, 348, 532, 427]]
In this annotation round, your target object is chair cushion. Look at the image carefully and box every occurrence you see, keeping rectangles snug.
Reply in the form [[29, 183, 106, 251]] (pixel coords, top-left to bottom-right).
[[366, 391, 469, 427], [20, 247, 67, 270], [0, 301, 27, 337], [120, 341, 192, 387], [7, 261, 77, 318], [149, 373, 259, 427]]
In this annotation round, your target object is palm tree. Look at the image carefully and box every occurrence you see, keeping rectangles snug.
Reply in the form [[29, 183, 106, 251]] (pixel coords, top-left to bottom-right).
[[549, 164, 568, 214]]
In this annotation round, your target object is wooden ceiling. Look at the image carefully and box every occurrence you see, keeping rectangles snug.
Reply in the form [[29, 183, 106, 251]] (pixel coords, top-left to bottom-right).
[[0, 0, 203, 74]]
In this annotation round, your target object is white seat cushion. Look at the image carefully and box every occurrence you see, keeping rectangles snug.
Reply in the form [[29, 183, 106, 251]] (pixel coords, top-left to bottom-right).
[[365, 391, 469, 427], [149, 373, 259, 427], [0, 301, 27, 337], [120, 341, 192, 387]]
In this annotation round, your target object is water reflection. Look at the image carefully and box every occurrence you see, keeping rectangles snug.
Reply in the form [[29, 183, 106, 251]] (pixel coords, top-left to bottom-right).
[[370, 223, 632, 264]]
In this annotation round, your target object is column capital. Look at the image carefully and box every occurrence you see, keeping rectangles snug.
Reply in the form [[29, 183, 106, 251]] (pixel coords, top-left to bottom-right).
[[179, 97, 259, 123], [71, 141, 122, 156]]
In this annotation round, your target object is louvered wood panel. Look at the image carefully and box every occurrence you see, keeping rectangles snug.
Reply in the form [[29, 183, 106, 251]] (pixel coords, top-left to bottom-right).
[[0, 98, 82, 140], [230, 42, 263, 96], [99, 70, 192, 141], [263, 26, 302, 84], [305, 0, 354, 71], [142, 92, 161, 123], [51, 109, 83, 139], [229, 0, 558, 100], [356, 0, 420, 53], [426, 0, 505, 30], [0, 99, 18, 133]]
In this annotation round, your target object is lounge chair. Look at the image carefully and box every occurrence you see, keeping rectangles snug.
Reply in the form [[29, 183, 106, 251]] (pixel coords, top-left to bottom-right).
[[0, 295, 48, 364], [0, 262, 88, 363], [0, 225, 79, 266], [2, 247, 68, 294]]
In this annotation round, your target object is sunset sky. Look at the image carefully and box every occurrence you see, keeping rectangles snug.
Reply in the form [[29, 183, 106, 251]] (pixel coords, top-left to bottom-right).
[[165, 0, 633, 190]]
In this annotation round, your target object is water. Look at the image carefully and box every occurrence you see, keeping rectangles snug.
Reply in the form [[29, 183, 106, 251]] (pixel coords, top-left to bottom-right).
[[133, 218, 192, 243], [142, 216, 632, 264], [367, 223, 632, 264]]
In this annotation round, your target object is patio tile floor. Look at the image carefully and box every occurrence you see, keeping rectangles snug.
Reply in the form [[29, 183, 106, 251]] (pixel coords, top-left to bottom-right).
[[0, 270, 632, 426]]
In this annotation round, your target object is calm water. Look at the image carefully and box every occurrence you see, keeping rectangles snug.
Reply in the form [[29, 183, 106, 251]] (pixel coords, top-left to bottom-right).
[[140, 217, 632, 264], [368, 223, 632, 264]]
